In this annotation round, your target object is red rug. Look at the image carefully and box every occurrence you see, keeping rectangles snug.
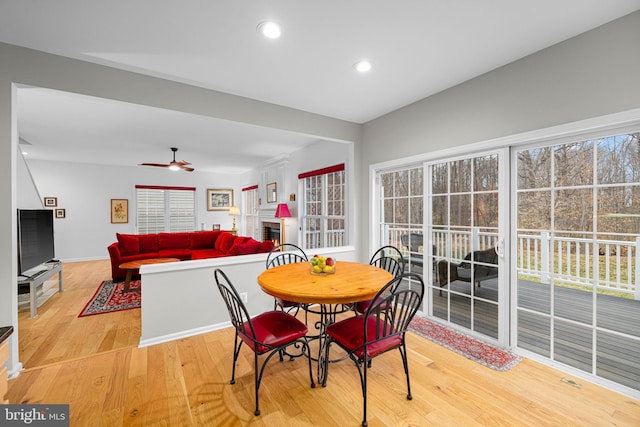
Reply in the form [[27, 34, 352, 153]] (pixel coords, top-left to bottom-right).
[[409, 316, 521, 371], [78, 280, 141, 317]]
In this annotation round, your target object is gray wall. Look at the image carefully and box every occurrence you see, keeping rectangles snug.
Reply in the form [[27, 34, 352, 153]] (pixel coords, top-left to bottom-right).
[[357, 11, 640, 253]]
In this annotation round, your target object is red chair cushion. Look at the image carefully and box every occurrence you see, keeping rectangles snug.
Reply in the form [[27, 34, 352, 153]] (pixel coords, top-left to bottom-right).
[[354, 297, 388, 314], [239, 311, 308, 354], [256, 240, 275, 253], [327, 315, 402, 359]]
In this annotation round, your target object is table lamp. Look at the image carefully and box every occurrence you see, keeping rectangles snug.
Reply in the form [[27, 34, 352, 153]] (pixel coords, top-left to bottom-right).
[[274, 203, 291, 244], [228, 205, 240, 232]]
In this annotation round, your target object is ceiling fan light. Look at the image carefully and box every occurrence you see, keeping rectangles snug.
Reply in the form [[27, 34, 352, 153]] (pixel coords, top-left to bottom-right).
[[169, 163, 180, 171]]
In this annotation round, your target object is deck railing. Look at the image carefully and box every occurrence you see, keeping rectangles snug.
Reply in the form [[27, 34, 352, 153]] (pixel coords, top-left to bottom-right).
[[383, 226, 639, 299]]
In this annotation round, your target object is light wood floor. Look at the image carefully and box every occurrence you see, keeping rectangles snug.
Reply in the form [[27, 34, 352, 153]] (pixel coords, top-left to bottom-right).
[[7, 260, 640, 426]]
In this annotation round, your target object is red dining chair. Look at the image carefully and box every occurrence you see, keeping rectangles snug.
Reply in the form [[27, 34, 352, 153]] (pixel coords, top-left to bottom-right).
[[353, 245, 405, 314], [323, 272, 424, 427], [214, 268, 315, 416]]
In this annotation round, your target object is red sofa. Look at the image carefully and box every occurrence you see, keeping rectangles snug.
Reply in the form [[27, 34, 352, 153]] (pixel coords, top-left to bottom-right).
[[107, 230, 274, 282]]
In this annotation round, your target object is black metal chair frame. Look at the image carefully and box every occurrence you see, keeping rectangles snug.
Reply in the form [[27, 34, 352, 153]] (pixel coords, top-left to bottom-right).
[[322, 272, 425, 427], [266, 243, 309, 318], [353, 245, 405, 315], [214, 268, 316, 416]]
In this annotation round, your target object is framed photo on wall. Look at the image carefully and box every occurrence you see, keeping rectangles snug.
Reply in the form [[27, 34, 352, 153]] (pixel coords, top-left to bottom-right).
[[55, 209, 65, 219], [111, 199, 128, 223], [207, 189, 234, 211], [44, 197, 57, 207], [266, 182, 277, 203]]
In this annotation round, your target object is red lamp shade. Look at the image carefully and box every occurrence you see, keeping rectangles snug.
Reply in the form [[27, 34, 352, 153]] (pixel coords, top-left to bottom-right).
[[274, 203, 291, 218]]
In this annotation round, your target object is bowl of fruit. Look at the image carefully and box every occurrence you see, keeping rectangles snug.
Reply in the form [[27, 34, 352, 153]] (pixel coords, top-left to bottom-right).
[[310, 255, 336, 275]]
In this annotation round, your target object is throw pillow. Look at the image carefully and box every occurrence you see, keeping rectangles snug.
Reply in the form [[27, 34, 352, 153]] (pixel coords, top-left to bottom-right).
[[227, 238, 261, 256], [214, 232, 236, 253], [116, 233, 140, 256], [256, 240, 275, 253]]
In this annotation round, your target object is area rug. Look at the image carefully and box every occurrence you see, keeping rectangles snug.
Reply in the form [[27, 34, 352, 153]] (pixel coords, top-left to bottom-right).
[[409, 316, 521, 371], [78, 280, 141, 317]]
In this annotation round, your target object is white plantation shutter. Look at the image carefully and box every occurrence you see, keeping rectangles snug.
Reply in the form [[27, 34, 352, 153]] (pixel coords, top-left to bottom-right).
[[136, 185, 196, 234]]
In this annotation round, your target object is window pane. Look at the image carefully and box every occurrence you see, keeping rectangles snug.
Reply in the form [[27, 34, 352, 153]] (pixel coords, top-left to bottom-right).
[[597, 133, 640, 185], [555, 141, 593, 187], [450, 159, 471, 193], [518, 147, 552, 189], [474, 155, 498, 191]]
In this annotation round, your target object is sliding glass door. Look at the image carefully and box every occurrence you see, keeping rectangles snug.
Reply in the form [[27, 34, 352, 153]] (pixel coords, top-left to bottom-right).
[[427, 151, 507, 342]]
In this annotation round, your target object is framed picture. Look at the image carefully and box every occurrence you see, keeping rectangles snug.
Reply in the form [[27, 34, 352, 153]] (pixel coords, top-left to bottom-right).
[[266, 182, 277, 203], [212, 224, 221, 230], [207, 189, 234, 211], [44, 197, 57, 207], [55, 209, 65, 219], [111, 199, 128, 224]]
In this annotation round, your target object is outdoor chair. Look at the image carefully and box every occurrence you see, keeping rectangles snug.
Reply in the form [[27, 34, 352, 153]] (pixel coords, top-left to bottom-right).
[[322, 272, 425, 427], [353, 245, 404, 314], [400, 232, 437, 272], [437, 247, 498, 294], [214, 268, 315, 416]]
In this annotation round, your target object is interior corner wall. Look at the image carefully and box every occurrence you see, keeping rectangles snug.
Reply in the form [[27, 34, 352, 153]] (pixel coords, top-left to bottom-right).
[[356, 10, 640, 255], [16, 152, 43, 209], [0, 41, 360, 375]]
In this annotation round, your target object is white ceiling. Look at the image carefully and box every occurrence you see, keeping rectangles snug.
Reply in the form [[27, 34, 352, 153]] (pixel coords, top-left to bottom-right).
[[2, 1, 640, 173]]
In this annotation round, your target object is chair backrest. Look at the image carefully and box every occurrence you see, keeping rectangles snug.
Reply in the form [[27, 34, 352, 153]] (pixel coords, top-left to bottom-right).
[[266, 243, 309, 269], [400, 233, 423, 253], [214, 269, 256, 339], [364, 273, 425, 346], [369, 245, 405, 278]]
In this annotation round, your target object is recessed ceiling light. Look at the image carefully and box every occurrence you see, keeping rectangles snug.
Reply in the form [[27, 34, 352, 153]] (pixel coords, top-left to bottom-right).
[[257, 21, 281, 39], [354, 60, 372, 73]]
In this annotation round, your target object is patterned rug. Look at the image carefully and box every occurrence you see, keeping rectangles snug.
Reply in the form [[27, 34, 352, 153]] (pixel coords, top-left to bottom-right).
[[78, 280, 141, 317], [409, 316, 521, 371]]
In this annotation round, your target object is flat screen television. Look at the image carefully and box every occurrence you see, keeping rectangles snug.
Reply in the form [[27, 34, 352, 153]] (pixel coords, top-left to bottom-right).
[[17, 209, 56, 276]]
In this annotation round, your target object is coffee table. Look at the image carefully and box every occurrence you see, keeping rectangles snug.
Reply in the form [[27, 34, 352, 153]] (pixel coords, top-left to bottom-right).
[[118, 258, 180, 293]]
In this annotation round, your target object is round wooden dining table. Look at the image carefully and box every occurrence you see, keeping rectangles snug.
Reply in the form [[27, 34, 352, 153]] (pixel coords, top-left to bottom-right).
[[257, 261, 393, 383]]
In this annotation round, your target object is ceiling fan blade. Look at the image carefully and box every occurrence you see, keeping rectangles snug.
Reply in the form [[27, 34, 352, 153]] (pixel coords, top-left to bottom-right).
[[139, 163, 170, 168], [177, 160, 191, 165], [179, 165, 195, 172]]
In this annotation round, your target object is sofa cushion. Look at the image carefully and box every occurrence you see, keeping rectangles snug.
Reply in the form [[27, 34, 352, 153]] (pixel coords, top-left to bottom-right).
[[117, 233, 140, 256], [256, 240, 275, 254], [158, 232, 191, 250], [214, 232, 236, 253], [226, 238, 261, 256], [190, 230, 221, 249], [191, 249, 227, 260], [138, 234, 159, 253], [158, 249, 191, 260]]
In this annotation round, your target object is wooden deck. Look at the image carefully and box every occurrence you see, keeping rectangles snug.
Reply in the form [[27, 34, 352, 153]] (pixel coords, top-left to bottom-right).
[[402, 261, 640, 394]]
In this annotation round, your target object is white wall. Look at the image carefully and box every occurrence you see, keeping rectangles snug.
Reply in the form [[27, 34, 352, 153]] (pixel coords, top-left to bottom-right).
[[24, 159, 247, 261]]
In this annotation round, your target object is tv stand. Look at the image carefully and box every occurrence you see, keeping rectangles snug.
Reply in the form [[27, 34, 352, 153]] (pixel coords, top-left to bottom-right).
[[18, 261, 63, 318]]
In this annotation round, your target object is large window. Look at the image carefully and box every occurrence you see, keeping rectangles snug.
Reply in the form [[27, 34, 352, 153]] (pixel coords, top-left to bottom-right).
[[243, 185, 260, 239], [135, 185, 196, 234], [300, 164, 346, 249]]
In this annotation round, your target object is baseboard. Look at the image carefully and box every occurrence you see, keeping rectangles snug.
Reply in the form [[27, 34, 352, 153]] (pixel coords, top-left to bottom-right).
[[138, 321, 232, 348]]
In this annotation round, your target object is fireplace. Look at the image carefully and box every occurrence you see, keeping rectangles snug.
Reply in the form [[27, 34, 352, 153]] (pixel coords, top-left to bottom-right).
[[262, 221, 281, 245]]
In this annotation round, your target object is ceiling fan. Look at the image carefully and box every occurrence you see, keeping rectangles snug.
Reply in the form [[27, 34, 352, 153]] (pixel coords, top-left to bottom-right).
[[139, 147, 194, 172]]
